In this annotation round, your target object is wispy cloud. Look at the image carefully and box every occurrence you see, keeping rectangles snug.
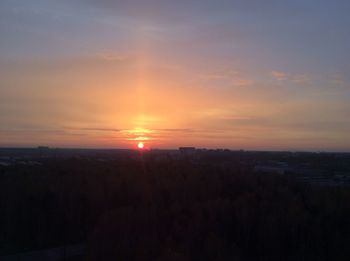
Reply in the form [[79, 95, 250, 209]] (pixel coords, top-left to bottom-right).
[[95, 52, 129, 62], [77, 127, 121, 132], [155, 128, 194, 133], [271, 71, 289, 81], [200, 69, 254, 87], [270, 71, 311, 85], [329, 74, 345, 86]]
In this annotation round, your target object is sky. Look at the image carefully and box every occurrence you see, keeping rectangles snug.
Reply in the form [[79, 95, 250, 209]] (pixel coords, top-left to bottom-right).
[[1, 0, 350, 151]]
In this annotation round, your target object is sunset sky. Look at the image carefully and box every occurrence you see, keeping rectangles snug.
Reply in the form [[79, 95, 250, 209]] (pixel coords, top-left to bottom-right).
[[1, 0, 350, 150]]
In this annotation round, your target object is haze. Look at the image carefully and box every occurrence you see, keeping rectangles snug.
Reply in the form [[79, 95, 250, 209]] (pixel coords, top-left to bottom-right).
[[1, 0, 350, 151]]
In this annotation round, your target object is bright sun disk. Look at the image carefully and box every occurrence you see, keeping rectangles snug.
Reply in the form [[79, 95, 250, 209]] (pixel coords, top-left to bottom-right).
[[138, 142, 144, 149]]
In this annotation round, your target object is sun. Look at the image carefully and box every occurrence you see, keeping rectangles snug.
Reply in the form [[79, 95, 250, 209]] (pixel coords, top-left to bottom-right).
[[137, 142, 144, 149]]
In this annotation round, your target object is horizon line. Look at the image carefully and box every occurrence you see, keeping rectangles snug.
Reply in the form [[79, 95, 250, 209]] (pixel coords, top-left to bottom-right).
[[0, 146, 349, 154]]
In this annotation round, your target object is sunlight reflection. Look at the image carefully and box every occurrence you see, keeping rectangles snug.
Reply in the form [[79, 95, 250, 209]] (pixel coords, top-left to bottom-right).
[[122, 127, 154, 142], [124, 127, 154, 135]]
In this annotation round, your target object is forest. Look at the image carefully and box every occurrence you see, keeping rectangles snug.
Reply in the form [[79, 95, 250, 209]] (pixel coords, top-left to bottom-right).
[[0, 155, 349, 260]]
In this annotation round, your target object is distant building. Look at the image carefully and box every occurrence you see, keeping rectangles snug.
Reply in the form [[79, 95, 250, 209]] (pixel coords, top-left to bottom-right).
[[179, 147, 196, 155], [38, 146, 50, 157], [38, 146, 49, 150]]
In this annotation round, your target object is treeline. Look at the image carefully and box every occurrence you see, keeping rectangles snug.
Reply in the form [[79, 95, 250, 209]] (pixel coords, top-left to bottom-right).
[[0, 157, 349, 260]]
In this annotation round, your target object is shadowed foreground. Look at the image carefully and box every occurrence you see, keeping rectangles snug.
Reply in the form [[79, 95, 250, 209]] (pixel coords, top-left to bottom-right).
[[0, 152, 349, 260]]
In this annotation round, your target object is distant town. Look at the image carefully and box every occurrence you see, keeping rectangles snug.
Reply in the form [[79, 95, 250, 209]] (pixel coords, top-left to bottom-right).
[[1, 147, 350, 188]]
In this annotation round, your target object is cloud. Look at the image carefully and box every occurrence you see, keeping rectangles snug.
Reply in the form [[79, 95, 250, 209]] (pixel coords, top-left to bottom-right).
[[231, 78, 255, 87], [329, 74, 345, 86], [200, 69, 254, 87], [69, 127, 194, 134], [76, 127, 121, 132], [271, 71, 311, 85], [120, 128, 195, 141], [155, 128, 194, 133], [291, 74, 311, 84], [271, 70, 289, 81], [225, 116, 350, 134], [0, 128, 65, 134], [95, 52, 129, 61]]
